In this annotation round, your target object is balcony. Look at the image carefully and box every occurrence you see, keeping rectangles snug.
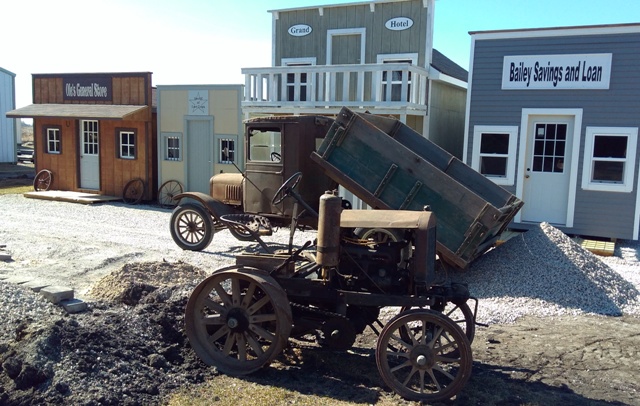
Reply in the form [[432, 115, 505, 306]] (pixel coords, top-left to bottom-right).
[[242, 63, 429, 116]]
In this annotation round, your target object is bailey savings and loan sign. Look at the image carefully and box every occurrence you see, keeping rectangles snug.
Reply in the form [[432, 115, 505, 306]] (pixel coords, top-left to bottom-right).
[[502, 53, 612, 90]]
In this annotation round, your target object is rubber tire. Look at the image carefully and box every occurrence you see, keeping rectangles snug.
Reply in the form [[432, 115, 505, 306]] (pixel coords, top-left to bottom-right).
[[170, 203, 215, 251]]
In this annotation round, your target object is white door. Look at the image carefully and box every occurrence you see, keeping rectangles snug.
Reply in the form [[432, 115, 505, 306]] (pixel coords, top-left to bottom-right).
[[80, 120, 100, 189], [521, 116, 574, 224], [186, 118, 213, 194]]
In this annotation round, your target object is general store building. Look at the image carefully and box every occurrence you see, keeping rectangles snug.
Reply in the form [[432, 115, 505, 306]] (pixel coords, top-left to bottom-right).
[[464, 23, 640, 240], [7, 72, 156, 200], [242, 0, 468, 158]]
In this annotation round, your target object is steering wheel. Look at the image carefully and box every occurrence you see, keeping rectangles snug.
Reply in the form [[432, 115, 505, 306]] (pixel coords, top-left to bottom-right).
[[272, 172, 303, 205], [270, 151, 281, 162]]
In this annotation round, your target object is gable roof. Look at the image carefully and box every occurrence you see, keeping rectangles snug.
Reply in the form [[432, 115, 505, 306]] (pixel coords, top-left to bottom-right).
[[431, 49, 468, 83]]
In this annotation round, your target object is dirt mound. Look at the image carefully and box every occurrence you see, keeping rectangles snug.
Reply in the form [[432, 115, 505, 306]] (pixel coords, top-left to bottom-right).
[[88, 261, 207, 305]]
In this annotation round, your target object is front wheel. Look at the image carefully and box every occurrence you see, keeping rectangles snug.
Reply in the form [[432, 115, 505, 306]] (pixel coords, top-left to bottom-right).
[[170, 203, 215, 251], [376, 309, 472, 402]]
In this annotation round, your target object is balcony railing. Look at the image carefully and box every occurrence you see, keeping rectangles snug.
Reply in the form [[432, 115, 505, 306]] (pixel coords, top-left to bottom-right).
[[242, 63, 429, 115]]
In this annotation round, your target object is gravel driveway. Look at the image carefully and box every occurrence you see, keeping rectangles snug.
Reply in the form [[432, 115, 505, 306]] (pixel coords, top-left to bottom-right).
[[1, 193, 640, 405]]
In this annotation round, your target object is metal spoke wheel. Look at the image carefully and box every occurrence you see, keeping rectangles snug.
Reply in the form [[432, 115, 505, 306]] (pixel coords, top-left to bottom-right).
[[376, 309, 472, 403], [33, 169, 53, 191], [158, 180, 183, 208], [170, 203, 214, 251], [185, 266, 292, 375], [123, 178, 145, 205]]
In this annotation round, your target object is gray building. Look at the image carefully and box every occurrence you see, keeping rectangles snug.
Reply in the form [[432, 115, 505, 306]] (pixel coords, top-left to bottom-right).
[[464, 23, 640, 240], [242, 0, 468, 158], [0, 67, 17, 163]]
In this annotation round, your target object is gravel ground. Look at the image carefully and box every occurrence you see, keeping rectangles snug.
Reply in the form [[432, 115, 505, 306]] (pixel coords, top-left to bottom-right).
[[1, 193, 639, 405]]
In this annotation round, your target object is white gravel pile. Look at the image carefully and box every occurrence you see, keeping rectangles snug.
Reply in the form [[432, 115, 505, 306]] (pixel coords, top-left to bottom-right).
[[456, 222, 640, 324]]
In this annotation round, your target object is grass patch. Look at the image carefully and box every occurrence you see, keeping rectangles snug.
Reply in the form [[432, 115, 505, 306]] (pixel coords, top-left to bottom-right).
[[0, 183, 33, 195]]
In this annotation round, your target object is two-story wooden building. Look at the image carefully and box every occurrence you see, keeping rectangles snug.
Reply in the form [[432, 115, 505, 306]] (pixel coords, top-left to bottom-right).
[[6, 72, 156, 201], [242, 0, 468, 158]]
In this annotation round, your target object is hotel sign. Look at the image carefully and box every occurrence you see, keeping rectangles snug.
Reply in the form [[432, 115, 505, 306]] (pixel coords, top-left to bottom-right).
[[502, 53, 612, 90], [63, 76, 112, 101], [385, 17, 413, 31]]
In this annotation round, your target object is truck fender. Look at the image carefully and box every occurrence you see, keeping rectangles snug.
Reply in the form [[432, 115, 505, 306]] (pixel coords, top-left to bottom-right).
[[173, 192, 242, 221]]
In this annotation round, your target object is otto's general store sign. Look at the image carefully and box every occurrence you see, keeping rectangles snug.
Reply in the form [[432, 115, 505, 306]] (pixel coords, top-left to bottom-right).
[[502, 53, 612, 90]]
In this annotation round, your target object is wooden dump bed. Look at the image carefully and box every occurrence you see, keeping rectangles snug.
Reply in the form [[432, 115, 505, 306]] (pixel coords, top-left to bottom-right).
[[311, 107, 523, 269]]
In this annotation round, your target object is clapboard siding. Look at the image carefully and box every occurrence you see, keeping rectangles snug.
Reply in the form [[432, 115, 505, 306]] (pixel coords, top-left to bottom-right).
[[275, 0, 428, 66], [468, 27, 640, 239]]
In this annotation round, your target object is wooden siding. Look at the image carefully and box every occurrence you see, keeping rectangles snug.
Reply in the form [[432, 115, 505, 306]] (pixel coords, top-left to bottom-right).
[[274, 0, 428, 67], [33, 73, 151, 106], [468, 31, 640, 239]]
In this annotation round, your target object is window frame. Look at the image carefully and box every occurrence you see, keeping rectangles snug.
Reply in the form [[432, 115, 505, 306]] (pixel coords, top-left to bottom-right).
[[117, 128, 137, 160], [44, 126, 62, 154], [217, 135, 238, 164], [162, 132, 183, 162], [376, 53, 418, 102], [471, 125, 519, 186], [282, 57, 316, 102], [581, 126, 638, 193]]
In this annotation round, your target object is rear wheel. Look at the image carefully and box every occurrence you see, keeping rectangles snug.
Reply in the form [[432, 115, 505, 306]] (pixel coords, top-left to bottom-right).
[[185, 266, 292, 375], [170, 203, 214, 251]]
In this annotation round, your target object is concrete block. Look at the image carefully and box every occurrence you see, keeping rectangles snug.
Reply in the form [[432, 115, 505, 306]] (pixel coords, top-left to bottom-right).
[[4, 276, 33, 285], [23, 280, 51, 292], [40, 286, 74, 304], [60, 298, 88, 314]]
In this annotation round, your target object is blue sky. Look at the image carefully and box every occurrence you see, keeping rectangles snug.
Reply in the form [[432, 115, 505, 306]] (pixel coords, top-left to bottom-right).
[[3, 0, 639, 108]]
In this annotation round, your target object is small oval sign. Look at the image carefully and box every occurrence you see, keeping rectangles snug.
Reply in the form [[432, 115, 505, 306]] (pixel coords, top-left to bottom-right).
[[288, 24, 312, 37], [385, 17, 413, 31]]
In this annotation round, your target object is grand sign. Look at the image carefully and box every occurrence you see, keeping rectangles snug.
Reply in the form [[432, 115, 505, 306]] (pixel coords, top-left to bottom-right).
[[288, 24, 312, 37], [63, 76, 112, 101], [502, 53, 612, 90]]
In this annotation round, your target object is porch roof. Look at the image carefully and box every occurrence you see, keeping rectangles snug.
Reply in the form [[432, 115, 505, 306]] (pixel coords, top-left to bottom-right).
[[5, 104, 149, 120]]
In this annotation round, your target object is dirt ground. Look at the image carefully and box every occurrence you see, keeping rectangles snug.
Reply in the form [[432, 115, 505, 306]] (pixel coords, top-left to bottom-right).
[[1, 176, 639, 405]]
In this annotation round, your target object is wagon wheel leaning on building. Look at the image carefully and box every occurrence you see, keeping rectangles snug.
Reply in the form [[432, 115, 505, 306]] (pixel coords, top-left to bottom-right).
[[122, 178, 145, 205], [157, 180, 183, 208], [33, 169, 53, 191]]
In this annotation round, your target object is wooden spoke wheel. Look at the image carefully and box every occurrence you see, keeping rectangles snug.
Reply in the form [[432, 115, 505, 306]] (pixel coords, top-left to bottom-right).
[[169, 203, 214, 251], [185, 266, 292, 375], [376, 309, 472, 403], [123, 178, 145, 205], [401, 300, 476, 345], [33, 169, 53, 191], [157, 180, 183, 208]]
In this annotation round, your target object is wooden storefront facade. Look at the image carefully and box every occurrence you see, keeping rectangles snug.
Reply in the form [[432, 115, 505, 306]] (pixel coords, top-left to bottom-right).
[[7, 72, 157, 200]]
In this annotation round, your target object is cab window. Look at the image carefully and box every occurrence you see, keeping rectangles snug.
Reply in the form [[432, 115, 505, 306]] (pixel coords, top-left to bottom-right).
[[248, 128, 282, 162]]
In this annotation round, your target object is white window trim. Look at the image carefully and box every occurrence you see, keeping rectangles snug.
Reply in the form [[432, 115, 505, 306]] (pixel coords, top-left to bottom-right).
[[375, 53, 418, 102], [162, 132, 182, 162], [471, 125, 518, 185], [119, 130, 136, 160], [582, 126, 638, 193], [281, 57, 317, 103], [47, 127, 61, 154], [216, 134, 238, 164]]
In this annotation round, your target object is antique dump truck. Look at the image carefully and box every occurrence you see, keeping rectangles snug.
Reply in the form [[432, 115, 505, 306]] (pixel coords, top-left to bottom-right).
[[183, 107, 523, 402]]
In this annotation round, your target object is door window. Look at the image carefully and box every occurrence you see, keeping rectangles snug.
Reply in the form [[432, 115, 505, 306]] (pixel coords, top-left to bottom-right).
[[82, 120, 99, 155], [247, 128, 281, 162], [532, 123, 567, 173]]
